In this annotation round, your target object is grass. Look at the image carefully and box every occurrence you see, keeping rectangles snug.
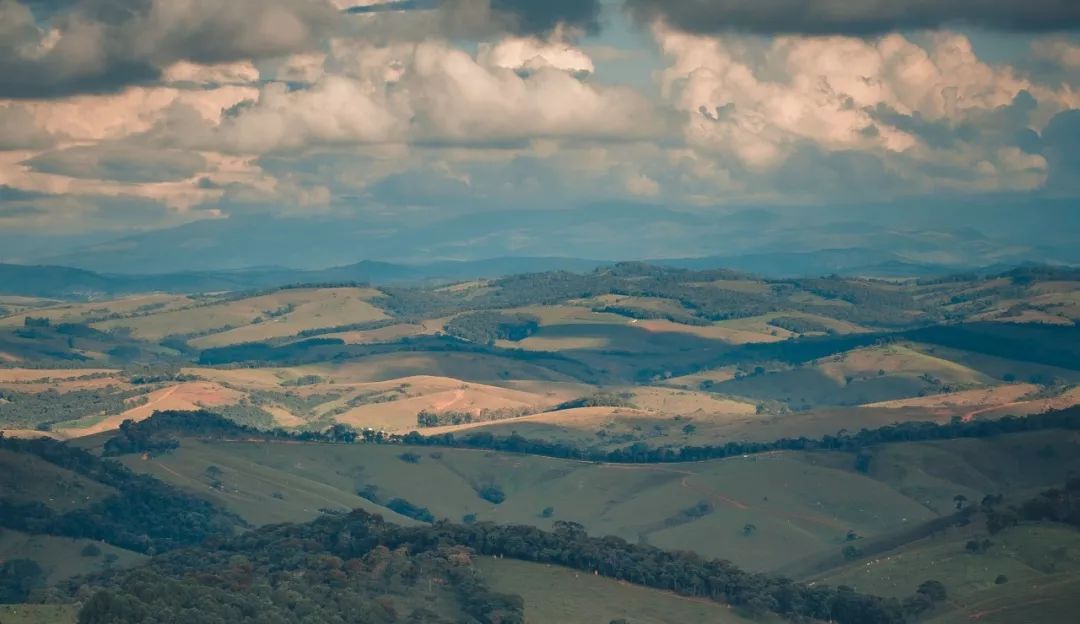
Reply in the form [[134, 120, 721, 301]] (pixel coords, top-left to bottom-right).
[[94, 287, 385, 342], [116, 432, 1080, 574], [0, 294, 191, 328], [476, 557, 774, 624], [0, 529, 144, 585], [0, 449, 115, 511]]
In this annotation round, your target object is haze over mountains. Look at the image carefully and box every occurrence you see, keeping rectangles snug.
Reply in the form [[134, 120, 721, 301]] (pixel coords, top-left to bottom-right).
[[2, 200, 1077, 287]]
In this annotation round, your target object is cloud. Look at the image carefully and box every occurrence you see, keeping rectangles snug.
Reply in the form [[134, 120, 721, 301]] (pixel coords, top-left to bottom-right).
[[477, 34, 595, 73], [0, 0, 336, 98], [654, 26, 1069, 193], [25, 144, 207, 183], [152, 38, 661, 153], [627, 0, 1080, 35], [1043, 109, 1080, 192], [0, 103, 59, 149]]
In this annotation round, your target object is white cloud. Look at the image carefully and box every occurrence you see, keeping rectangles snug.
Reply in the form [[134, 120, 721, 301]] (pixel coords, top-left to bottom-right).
[[477, 35, 595, 74], [654, 25, 1071, 192]]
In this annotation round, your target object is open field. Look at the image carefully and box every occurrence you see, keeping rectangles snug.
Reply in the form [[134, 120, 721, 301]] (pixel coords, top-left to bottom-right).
[[0, 294, 192, 328], [0, 530, 144, 585], [477, 557, 773, 624], [111, 430, 1080, 574], [93, 287, 386, 342], [0, 448, 115, 511]]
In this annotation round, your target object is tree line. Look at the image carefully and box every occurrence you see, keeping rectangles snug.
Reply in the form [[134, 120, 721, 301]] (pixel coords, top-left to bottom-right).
[[105, 405, 1080, 468], [0, 434, 242, 553]]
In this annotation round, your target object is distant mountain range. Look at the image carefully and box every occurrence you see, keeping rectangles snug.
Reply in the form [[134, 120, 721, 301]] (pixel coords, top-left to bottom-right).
[[0, 251, 1056, 300]]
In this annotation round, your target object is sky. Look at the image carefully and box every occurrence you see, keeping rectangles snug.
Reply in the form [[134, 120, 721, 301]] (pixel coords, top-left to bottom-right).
[[0, 0, 1078, 263]]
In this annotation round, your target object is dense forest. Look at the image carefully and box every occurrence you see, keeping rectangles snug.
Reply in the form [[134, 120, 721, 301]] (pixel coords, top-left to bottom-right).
[[49, 509, 941, 624], [0, 435, 242, 553]]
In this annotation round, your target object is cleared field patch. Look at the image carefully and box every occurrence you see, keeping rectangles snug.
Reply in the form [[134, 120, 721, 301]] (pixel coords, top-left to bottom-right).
[[320, 323, 429, 345], [0, 294, 191, 328], [635, 319, 787, 344], [117, 438, 418, 527], [94, 287, 385, 342], [299, 351, 582, 384], [0, 530, 144, 585], [332, 376, 563, 432], [817, 523, 1080, 604], [816, 344, 992, 387], [55, 381, 245, 437], [477, 557, 770, 624], [189, 290, 389, 347], [0, 448, 115, 511]]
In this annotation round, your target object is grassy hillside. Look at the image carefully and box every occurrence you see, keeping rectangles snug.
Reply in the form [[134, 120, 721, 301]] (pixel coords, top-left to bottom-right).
[[111, 429, 1080, 574], [477, 557, 776, 624]]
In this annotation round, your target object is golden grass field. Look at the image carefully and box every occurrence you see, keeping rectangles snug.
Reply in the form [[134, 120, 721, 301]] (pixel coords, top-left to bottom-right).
[[92, 287, 386, 342]]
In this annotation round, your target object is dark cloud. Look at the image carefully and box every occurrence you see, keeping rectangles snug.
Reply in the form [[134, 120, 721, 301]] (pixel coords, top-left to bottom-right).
[[0, 185, 50, 202], [626, 0, 1080, 35], [1043, 109, 1080, 192], [0, 0, 336, 98], [25, 145, 207, 183]]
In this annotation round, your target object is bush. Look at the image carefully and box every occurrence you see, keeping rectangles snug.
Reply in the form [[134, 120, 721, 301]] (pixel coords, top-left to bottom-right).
[[398, 452, 422, 464], [385, 498, 434, 523], [477, 485, 506, 505], [540, 507, 555, 518], [81, 543, 103, 558]]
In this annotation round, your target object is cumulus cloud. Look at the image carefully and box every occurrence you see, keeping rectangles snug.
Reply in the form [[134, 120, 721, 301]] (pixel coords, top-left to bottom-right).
[[654, 25, 1072, 193], [477, 34, 594, 73], [151, 38, 659, 153], [627, 0, 1080, 35], [0, 0, 336, 97]]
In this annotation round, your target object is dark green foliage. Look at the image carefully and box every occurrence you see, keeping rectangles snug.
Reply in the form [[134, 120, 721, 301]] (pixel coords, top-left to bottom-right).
[[66, 509, 916, 624], [444, 312, 540, 344], [540, 507, 554, 519], [74, 541, 514, 624], [197, 337, 346, 365], [476, 485, 506, 505], [0, 434, 242, 553], [554, 392, 636, 411], [0, 558, 44, 603], [385, 498, 435, 523], [399, 452, 422, 464], [81, 543, 103, 557], [0, 387, 145, 430], [916, 580, 947, 602], [767, 316, 833, 334]]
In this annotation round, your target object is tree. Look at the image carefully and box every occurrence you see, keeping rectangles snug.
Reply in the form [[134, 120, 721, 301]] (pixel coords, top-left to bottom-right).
[[953, 494, 968, 510], [540, 507, 555, 518], [0, 558, 45, 603], [742, 523, 757, 537], [917, 580, 947, 603]]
